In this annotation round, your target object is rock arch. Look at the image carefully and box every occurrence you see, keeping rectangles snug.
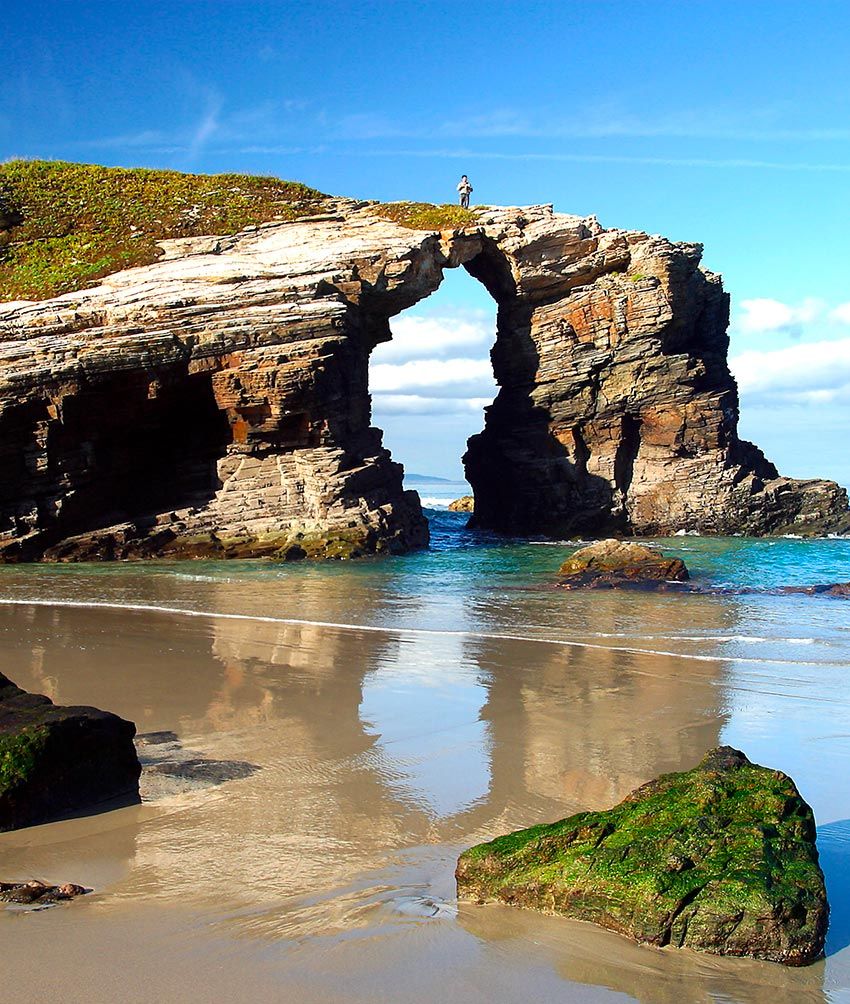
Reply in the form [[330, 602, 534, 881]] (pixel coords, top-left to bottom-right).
[[0, 200, 847, 561]]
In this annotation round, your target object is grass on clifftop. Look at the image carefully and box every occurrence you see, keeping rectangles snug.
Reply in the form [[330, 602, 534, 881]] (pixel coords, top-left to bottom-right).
[[373, 201, 478, 231], [0, 160, 327, 302]]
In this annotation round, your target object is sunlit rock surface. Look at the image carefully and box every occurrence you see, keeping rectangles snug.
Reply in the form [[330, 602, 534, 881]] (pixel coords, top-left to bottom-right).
[[1, 198, 847, 560], [557, 538, 689, 588]]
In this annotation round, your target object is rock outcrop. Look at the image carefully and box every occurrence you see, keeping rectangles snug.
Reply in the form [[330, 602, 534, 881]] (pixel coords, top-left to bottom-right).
[[557, 539, 689, 588], [0, 671, 140, 830], [0, 880, 87, 906], [448, 495, 475, 513], [456, 747, 828, 966], [0, 169, 847, 560]]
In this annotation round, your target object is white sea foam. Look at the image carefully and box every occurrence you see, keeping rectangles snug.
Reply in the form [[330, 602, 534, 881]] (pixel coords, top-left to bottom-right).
[[586, 632, 816, 645], [0, 597, 832, 669]]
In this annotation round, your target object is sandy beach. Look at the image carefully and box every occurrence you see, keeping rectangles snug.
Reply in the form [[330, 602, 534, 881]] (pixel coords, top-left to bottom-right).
[[1, 552, 849, 1002]]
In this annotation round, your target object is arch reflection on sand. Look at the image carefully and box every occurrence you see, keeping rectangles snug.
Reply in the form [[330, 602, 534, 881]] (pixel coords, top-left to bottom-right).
[[0, 564, 846, 1001], [0, 595, 730, 915]]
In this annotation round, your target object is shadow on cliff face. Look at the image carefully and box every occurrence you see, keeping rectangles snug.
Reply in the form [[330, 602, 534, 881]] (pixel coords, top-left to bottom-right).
[[0, 367, 231, 559], [460, 246, 622, 537], [369, 239, 621, 540]]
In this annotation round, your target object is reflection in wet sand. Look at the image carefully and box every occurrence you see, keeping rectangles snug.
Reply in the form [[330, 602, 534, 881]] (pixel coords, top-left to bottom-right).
[[466, 627, 728, 818], [458, 903, 828, 1004], [0, 593, 840, 1001]]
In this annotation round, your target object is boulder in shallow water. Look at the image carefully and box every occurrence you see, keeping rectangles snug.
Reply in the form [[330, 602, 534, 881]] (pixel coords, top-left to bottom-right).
[[448, 495, 475, 513], [0, 880, 87, 906], [456, 747, 828, 965], [557, 539, 689, 588], [0, 672, 141, 831]]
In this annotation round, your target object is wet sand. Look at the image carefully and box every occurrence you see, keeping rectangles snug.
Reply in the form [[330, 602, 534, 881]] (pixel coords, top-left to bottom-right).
[[1, 594, 849, 1002]]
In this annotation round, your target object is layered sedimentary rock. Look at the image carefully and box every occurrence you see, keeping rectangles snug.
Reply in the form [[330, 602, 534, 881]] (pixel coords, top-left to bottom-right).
[[0, 196, 847, 561], [0, 671, 140, 830]]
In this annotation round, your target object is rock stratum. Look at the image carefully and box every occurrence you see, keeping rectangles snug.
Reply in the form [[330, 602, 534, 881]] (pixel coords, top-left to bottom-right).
[[456, 747, 828, 966], [0, 165, 848, 561]]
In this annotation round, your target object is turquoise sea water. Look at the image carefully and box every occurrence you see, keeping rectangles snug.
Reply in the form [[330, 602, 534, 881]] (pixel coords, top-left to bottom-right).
[[1, 495, 849, 1001]]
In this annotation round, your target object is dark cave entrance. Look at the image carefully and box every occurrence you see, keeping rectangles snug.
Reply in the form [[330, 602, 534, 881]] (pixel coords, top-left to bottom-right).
[[1, 368, 233, 554], [52, 371, 232, 533]]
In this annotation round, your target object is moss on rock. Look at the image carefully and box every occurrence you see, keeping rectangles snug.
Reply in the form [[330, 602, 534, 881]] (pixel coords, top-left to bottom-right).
[[277, 527, 381, 561], [0, 671, 140, 831], [0, 726, 49, 796], [456, 747, 828, 965], [0, 160, 327, 302], [371, 201, 478, 231], [557, 539, 689, 588]]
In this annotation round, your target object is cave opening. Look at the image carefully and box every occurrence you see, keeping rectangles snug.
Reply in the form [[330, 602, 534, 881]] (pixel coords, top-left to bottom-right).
[[30, 369, 232, 549], [369, 265, 499, 513]]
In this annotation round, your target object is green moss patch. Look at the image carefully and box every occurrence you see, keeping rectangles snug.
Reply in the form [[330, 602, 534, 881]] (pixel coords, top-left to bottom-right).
[[0, 726, 49, 796], [457, 747, 828, 964], [277, 527, 379, 561], [371, 201, 477, 231], [0, 160, 327, 302]]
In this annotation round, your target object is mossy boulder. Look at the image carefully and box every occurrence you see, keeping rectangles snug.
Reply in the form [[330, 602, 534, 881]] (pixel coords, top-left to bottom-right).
[[557, 539, 689, 588], [277, 525, 413, 561], [456, 747, 828, 965], [0, 672, 141, 831]]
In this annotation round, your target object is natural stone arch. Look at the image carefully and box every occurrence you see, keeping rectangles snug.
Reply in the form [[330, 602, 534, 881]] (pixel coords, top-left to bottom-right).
[[0, 199, 847, 562]]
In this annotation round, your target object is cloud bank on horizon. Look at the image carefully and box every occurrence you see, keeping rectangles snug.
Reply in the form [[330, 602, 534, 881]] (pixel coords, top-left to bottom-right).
[[733, 299, 850, 405], [371, 295, 850, 483]]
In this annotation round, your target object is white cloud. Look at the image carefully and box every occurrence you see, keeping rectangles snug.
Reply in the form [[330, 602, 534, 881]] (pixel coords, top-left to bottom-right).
[[731, 337, 850, 404], [735, 298, 825, 336], [375, 313, 493, 363], [830, 303, 850, 325], [372, 395, 492, 416], [368, 313, 497, 417], [370, 357, 495, 399]]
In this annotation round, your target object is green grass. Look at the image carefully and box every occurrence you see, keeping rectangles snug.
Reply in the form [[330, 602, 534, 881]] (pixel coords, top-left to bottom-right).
[[372, 201, 478, 231], [0, 726, 49, 796], [0, 160, 327, 302]]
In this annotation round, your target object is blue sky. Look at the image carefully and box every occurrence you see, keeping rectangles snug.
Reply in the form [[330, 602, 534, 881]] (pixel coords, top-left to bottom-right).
[[5, 0, 850, 482]]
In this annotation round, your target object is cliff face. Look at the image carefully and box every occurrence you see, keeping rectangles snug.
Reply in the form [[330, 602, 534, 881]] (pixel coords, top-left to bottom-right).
[[0, 195, 847, 561]]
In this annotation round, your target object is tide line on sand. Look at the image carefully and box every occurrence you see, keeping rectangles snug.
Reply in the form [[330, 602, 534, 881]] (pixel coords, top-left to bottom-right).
[[0, 597, 835, 671]]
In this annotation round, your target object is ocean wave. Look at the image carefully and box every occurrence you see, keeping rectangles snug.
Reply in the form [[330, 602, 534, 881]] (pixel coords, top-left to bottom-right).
[[0, 597, 835, 669], [585, 632, 816, 645]]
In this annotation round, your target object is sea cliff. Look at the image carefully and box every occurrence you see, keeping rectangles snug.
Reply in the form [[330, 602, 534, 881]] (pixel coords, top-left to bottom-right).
[[0, 161, 847, 561]]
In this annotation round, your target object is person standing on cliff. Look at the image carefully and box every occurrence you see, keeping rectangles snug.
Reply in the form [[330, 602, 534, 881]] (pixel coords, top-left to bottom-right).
[[457, 175, 473, 208]]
